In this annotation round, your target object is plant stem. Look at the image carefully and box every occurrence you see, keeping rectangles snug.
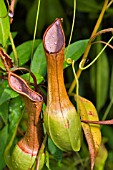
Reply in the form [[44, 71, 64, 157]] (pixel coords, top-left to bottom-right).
[[36, 134, 48, 170], [68, 0, 109, 95], [9, 32, 18, 67], [30, 0, 41, 65], [29, 0, 41, 83], [65, 0, 76, 58], [72, 60, 79, 114], [107, 0, 113, 8]]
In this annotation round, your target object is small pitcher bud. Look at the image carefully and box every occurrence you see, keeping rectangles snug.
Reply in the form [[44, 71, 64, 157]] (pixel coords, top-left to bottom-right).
[[43, 19, 81, 152]]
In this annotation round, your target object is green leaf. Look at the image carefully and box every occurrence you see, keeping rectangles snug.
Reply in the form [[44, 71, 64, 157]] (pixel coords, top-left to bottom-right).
[[0, 125, 8, 170], [0, 0, 10, 47], [90, 43, 109, 111], [77, 0, 101, 13], [0, 85, 18, 105], [106, 151, 113, 169], [65, 0, 100, 13], [64, 39, 89, 68], [4, 97, 23, 169], [10, 39, 42, 66], [31, 42, 47, 76], [0, 101, 9, 125], [94, 144, 108, 170], [0, 79, 7, 96], [31, 39, 88, 74], [102, 125, 113, 150], [21, 73, 44, 84], [8, 96, 23, 136], [0, 57, 6, 70], [110, 67, 113, 101], [48, 138, 63, 162]]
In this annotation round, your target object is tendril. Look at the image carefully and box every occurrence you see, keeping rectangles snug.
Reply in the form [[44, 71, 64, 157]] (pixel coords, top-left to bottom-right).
[[72, 60, 79, 114], [91, 40, 113, 49], [107, 0, 113, 8], [79, 36, 113, 70], [65, 0, 76, 60], [89, 28, 113, 43]]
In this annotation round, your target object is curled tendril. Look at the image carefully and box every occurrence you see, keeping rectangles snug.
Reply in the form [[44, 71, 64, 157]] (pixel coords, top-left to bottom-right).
[[66, 58, 73, 65], [79, 35, 113, 70], [0, 0, 10, 18]]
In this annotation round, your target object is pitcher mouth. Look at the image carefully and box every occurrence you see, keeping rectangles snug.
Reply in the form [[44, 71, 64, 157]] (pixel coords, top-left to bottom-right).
[[8, 71, 43, 102], [43, 18, 65, 54]]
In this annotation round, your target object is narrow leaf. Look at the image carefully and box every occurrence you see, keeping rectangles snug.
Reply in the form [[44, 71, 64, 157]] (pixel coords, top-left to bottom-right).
[[45, 150, 50, 170], [102, 125, 113, 150], [110, 67, 113, 101], [94, 144, 108, 170], [90, 43, 109, 111], [77, 0, 100, 13], [0, 0, 10, 47]]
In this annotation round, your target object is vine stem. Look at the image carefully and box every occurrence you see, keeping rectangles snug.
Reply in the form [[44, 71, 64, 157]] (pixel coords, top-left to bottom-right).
[[107, 0, 113, 8], [72, 61, 79, 114], [30, 0, 41, 65], [35, 134, 48, 170], [68, 0, 109, 95], [9, 32, 18, 67], [29, 0, 41, 83], [65, 0, 76, 58]]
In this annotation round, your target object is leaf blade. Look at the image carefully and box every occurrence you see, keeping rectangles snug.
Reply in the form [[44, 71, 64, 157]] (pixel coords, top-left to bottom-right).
[[110, 67, 113, 101], [10, 40, 42, 66], [31, 42, 46, 76], [0, 0, 10, 47], [77, 96, 101, 170], [0, 85, 18, 105], [64, 39, 89, 68], [90, 43, 109, 111], [0, 125, 8, 170]]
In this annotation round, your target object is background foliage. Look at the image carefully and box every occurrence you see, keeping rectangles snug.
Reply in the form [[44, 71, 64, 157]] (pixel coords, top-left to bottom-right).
[[0, 0, 113, 169]]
